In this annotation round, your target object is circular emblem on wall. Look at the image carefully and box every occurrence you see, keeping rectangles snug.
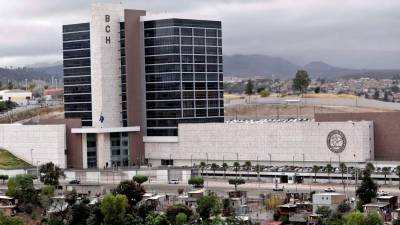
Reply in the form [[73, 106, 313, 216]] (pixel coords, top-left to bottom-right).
[[327, 130, 347, 153]]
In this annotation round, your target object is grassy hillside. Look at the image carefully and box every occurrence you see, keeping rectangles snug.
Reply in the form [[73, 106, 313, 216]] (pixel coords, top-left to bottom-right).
[[0, 149, 31, 169]]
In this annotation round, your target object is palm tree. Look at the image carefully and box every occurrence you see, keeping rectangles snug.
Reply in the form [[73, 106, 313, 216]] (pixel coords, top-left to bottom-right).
[[233, 161, 241, 179], [326, 164, 333, 183], [365, 162, 375, 175], [256, 164, 262, 181], [200, 161, 206, 177], [395, 166, 400, 189], [382, 167, 391, 185], [339, 162, 347, 185], [211, 163, 219, 178], [312, 165, 320, 183], [244, 161, 252, 180], [222, 163, 228, 178]]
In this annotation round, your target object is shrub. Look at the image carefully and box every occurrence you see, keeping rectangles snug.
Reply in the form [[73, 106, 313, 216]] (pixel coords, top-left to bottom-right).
[[132, 175, 148, 184], [188, 176, 204, 187]]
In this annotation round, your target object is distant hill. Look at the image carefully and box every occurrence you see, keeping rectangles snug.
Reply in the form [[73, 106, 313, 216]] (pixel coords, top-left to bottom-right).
[[224, 55, 400, 79], [0, 65, 62, 82], [1, 55, 399, 82], [223, 54, 299, 78]]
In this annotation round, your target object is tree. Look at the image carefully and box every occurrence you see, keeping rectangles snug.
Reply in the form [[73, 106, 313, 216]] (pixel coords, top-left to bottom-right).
[[365, 211, 383, 225], [326, 164, 333, 183], [133, 175, 148, 184], [345, 211, 365, 225], [292, 70, 310, 95], [245, 79, 254, 102], [210, 163, 219, 178], [145, 213, 170, 225], [396, 165, 400, 189], [312, 165, 320, 183], [314, 86, 321, 93], [188, 176, 204, 188], [6, 174, 37, 209], [101, 193, 128, 225], [373, 90, 379, 99], [87, 203, 104, 225], [337, 201, 351, 214], [228, 178, 245, 191], [222, 163, 228, 178], [40, 185, 55, 210], [7, 81, 13, 90], [67, 199, 90, 225], [356, 169, 378, 205], [39, 162, 65, 185], [197, 194, 222, 221], [113, 180, 145, 207], [365, 162, 375, 176], [0, 216, 24, 225], [259, 90, 270, 98], [382, 167, 391, 185], [233, 161, 240, 178], [339, 162, 347, 186], [166, 204, 192, 224], [393, 219, 400, 225], [175, 213, 187, 225], [244, 161, 252, 179], [199, 161, 206, 177]]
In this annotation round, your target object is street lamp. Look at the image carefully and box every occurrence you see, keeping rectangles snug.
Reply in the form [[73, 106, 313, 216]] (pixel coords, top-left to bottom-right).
[[30, 149, 34, 165]]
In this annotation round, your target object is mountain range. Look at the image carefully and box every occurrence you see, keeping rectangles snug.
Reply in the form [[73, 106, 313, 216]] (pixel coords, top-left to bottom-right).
[[1, 54, 399, 82]]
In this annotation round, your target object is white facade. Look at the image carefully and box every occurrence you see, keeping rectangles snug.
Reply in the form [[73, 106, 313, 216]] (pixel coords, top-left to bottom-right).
[[0, 124, 66, 168], [0, 90, 32, 105], [90, 3, 124, 128], [145, 121, 374, 166]]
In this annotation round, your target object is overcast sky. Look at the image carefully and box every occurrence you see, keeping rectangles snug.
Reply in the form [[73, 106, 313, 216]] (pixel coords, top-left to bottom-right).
[[1, 0, 399, 69]]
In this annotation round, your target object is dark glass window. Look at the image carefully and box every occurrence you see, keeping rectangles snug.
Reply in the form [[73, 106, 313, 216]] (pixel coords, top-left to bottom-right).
[[64, 94, 91, 102], [63, 32, 90, 41], [183, 92, 194, 99], [147, 101, 181, 109], [181, 28, 192, 36], [64, 85, 91, 94], [63, 40, 90, 50], [182, 64, 193, 72], [206, 29, 217, 37], [145, 55, 180, 64], [193, 28, 205, 36], [206, 56, 218, 64], [63, 58, 90, 68], [145, 46, 180, 55], [146, 82, 180, 91], [144, 27, 180, 37], [147, 110, 182, 118], [182, 73, 193, 81], [195, 82, 206, 90], [181, 46, 193, 54], [145, 64, 181, 73], [196, 109, 206, 117], [181, 55, 193, 63], [183, 109, 194, 117], [181, 37, 193, 45], [145, 37, 179, 46], [64, 76, 91, 85], [195, 73, 206, 81], [146, 92, 181, 100], [146, 73, 180, 82], [207, 73, 218, 81], [206, 47, 217, 55], [207, 64, 218, 72], [182, 83, 194, 90], [194, 37, 205, 45], [63, 49, 90, 59], [194, 55, 205, 63], [183, 101, 194, 108], [206, 38, 217, 46], [194, 46, 205, 54], [63, 23, 90, 33]]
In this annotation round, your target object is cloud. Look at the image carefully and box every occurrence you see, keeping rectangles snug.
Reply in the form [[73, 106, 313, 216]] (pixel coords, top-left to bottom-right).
[[0, 0, 399, 69]]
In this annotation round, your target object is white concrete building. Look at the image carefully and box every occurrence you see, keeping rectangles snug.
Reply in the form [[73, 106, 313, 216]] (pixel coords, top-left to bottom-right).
[[145, 121, 374, 166], [0, 90, 32, 105], [312, 192, 346, 213], [0, 124, 66, 168]]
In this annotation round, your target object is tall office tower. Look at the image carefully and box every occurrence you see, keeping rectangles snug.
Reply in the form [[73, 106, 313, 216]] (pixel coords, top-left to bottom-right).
[[63, 23, 92, 127], [144, 19, 224, 136], [62, 3, 223, 168]]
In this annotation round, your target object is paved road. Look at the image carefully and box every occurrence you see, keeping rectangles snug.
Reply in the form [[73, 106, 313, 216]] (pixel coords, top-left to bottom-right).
[[226, 96, 400, 111]]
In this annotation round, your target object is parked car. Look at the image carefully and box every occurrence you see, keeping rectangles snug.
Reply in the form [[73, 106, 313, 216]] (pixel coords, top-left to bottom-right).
[[69, 179, 80, 185], [169, 179, 180, 184]]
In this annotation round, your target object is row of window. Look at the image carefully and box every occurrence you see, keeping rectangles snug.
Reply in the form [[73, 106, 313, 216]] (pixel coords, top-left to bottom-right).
[[63, 31, 90, 42], [146, 91, 223, 100], [63, 49, 90, 59], [63, 40, 90, 50], [64, 67, 90, 76], [63, 23, 90, 33], [146, 73, 222, 83], [146, 64, 222, 73], [145, 55, 222, 65], [64, 94, 91, 102], [63, 58, 90, 68], [64, 85, 91, 94], [144, 46, 222, 56], [147, 99, 222, 109], [144, 36, 220, 47], [147, 109, 224, 118], [146, 82, 222, 91], [64, 76, 91, 85], [65, 103, 92, 111], [144, 26, 221, 38], [64, 112, 92, 119]]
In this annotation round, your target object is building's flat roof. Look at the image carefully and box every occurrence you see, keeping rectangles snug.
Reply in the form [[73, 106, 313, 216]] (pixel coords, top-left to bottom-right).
[[314, 192, 345, 196], [364, 203, 389, 207], [71, 126, 140, 134], [143, 136, 179, 143]]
